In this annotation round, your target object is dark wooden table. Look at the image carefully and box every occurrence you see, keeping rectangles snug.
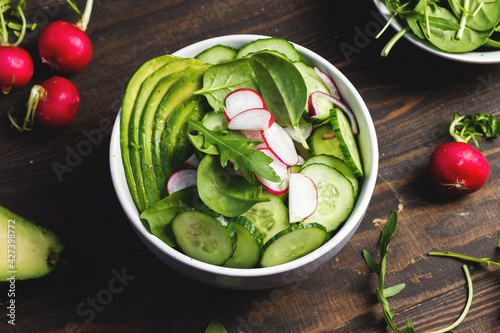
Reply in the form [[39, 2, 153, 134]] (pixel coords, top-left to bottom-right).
[[1, 0, 500, 332]]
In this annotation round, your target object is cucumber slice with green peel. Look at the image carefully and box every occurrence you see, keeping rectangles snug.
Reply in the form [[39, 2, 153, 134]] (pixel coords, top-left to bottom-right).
[[172, 209, 237, 266], [330, 108, 363, 177], [241, 192, 290, 243], [235, 37, 301, 62], [260, 223, 327, 267], [300, 163, 355, 232], [195, 44, 237, 64], [224, 217, 263, 268], [307, 123, 344, 161], [301, 154, 359, 198]]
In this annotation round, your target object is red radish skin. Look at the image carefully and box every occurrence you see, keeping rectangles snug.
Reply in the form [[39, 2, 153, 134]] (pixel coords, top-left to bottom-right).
[[429, 142, 490, 195], [0, 46, 34, 94], [38, 21, 92, 73], [35, 77, 80, 130]]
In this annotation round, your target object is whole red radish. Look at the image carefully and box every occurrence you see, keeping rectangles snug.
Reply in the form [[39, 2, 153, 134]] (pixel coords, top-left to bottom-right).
[[38, 0, 94, 73], [0, 0, 37, 94], [429, 142, 489, 195], [0, 46, 33, 94], [9, 76, 80, 131], [428, 112, 499, 195]]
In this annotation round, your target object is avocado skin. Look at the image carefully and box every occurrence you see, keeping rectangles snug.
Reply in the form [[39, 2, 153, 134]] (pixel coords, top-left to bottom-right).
[[0, 206, 63, 281]]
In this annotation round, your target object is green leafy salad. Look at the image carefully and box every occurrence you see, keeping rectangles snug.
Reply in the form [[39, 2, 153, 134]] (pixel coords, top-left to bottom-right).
[[376, 0, 500, 55], [119, 37, 364, 268]]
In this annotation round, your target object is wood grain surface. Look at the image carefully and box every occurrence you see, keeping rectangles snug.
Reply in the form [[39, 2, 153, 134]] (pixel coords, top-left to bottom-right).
[[1, 0, 499, 332]]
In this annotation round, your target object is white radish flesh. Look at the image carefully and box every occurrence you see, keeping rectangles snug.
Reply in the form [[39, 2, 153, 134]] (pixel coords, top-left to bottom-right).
[[261, 122, 299, 166], [288, 173, 318, 223], [255, 148, 289, 195], [167, 169, 198, 195], [228, 108, 274, 131], [223, 88, 266, 120], [313, 66, 341, 100]]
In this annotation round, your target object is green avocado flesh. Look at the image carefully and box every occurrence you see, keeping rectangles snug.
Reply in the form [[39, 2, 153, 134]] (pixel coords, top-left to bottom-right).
[[120, 55, 210, 212], [0, 206, 63, 281]]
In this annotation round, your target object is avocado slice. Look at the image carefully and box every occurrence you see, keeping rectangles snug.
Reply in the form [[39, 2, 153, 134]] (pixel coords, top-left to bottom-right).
[[120, 54, 180, 212], [129, 58, 206, 210], [137, 64, 209, 208], [151, 68, 209, 200], [160, 95, 209, 177], [0, 206, 63, 281]]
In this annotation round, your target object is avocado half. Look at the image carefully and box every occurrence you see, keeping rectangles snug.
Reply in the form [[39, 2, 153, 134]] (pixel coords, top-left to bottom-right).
[[0, 206, 63, 281]]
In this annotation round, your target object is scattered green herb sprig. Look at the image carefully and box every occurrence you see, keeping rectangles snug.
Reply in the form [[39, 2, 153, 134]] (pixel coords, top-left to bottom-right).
[[376, 0, 500, 56], [444, 112, 500, 148], [363, 211, 474, 333], [204, 320, 227, 333]]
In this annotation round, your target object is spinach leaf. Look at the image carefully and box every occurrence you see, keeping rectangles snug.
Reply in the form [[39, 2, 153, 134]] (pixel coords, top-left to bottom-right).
[[193, 58, 259, 111], [448, 0, 500, 32], [422, 4, 492, 53], [197, 154, 269, 217], [188, 120, 279, 183], [249, 52, 308, 146]]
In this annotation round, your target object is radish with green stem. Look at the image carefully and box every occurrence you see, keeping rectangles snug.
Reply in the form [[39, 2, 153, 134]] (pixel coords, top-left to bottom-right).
[[38, 0, 94, 73], [428, 112, 499, 195], [9, 76, 80, 131], [0, 0, 36, 94]]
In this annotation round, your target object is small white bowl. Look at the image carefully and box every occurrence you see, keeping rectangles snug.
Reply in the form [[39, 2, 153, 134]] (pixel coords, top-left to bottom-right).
[[109, 34, 378, 290], [373, 0, 500, 64]]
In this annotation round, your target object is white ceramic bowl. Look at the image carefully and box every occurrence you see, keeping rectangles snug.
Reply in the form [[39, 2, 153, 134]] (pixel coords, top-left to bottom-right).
[[373, 0, 500, 64], [109, 34, 378, 290]]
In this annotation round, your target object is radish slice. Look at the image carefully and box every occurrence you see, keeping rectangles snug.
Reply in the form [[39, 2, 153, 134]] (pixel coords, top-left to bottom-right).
[[261, 122, 299, 166], [309, 91, 359, 135], [314, 66, 341, 100], [241, 130, 263, 140], [167, 169, 198, 195], [296, 155, 306, 166], [284, 121, 313, 142], [228, 108, 274, 131], [255, 148, 289, 195], [288, 173, 318, 223], [184, 154, 200, 168], [223, 88, 266, 120]]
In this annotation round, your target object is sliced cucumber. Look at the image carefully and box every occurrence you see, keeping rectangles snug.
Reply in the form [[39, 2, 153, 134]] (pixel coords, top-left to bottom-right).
[[195, 44, 237, 64], [300, 163, 355, 232], [330, 108, 364, 177], [172, 209, 236, 265], [307, 123, 344, 160], [241, 192, 290, 243], [236, 37, 301, 62], [224, 217, 263, 268], [201, 110, 228, 130], [301, 154, 359, 198], [260, 223, 327, 267]]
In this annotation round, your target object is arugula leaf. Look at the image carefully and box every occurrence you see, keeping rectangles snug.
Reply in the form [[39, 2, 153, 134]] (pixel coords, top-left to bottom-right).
[[363, 210, 474, 333], [188, 120, 279, 183], [445, 111, 500, 147]]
